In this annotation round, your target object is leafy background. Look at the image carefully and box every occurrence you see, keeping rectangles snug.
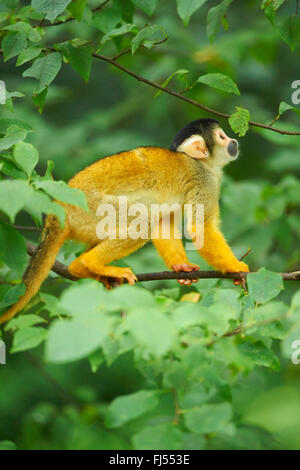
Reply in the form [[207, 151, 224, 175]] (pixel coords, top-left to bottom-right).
[[0, 0, 300, 450]]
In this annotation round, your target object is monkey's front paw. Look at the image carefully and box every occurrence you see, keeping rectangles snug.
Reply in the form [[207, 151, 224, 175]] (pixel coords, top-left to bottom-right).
[[171, 262, 200, 286]]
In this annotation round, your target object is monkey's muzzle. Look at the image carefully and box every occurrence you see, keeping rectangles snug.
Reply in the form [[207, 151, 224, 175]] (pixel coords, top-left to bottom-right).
[[227, 139, 239, 158]]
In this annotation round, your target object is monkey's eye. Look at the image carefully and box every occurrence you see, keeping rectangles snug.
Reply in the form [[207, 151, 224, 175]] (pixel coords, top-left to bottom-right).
[[219, 133, 225, 140]]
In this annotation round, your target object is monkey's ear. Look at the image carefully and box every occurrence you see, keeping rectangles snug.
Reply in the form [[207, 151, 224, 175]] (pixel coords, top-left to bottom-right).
[[177, 135, 209, 160]]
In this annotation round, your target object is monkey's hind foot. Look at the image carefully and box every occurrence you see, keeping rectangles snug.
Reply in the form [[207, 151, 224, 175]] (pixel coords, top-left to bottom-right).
[[171, 262, 199, 286], [92, 267, 137, 289]]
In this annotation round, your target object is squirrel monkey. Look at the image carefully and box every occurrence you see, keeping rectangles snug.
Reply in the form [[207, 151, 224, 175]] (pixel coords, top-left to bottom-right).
[[0, 118, 249, 324]]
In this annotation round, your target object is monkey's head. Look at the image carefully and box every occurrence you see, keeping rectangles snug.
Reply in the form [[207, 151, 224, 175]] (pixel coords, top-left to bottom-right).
[[170, 118, 239, 167]]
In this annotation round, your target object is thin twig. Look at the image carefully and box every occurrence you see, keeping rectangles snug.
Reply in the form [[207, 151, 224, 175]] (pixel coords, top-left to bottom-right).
[[91, 52, 300, 136], [205, 311, 289, 347], [0, 44, 300, 135], [24, 241, 300, 282], [25, 351, 80, 404]]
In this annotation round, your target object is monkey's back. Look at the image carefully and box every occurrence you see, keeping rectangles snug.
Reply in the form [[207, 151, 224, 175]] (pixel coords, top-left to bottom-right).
[[66, 147, 220, 245]]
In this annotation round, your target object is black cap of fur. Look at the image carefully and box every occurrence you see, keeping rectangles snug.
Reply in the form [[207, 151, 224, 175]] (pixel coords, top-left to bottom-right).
[[170, 118, 220, 154]]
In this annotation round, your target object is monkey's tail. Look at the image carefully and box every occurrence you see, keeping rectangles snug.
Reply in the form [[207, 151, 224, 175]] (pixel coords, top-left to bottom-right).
[[0, 215, 69, 325]]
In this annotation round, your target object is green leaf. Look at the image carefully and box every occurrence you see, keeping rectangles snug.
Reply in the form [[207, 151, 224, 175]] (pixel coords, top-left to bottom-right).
[[229, 106, 250, 136], [67, 0, 87, 21], [16, 47, 42, 67], [31, 0, 73, 23], [61, 44, 92, 82], [32, 87, 48, 113], [88, 348, 104, 373], [0, 441, 18, 450], [100, 23, 137, 46], [11, 326, 48, 353], [133, 423, 183, 450], [0, 125, 27, 151], [34, 180, 88, 211], [131, 0, 158, 17], [125, 309, 176, 358], [13, 142, 39, 176], [177, 0, 208, 26], [0, 223, 27, 276], [2, 32, 27, 62], [0, 283, 25, 309], [4, 22, 32, 34], [23, 52, 62, 94], [23, 188, 65, 226], [155, 69, 189, 96], [0, 119, 32, 134], [238, 341, 280, 370], [131, 24, 163, 54], [184, 403, 232, 434], [196, 73, 240, 95], [262, 0, 285, 25], [45, 313, 108, 363], [276, 15, 300, 51], [106, 390, 159, 428], [247, 268, 284, 304], [5, 314, 46, 331], [0, 180, 32, 222], [207, 0, 233, 43], [278, 101, 300, 118], [93, 7, 122, 33]]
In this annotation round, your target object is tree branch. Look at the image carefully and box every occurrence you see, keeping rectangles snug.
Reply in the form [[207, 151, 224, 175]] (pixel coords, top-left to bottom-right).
[[25, 241, 300, 283], [91, 52, 300, 136]]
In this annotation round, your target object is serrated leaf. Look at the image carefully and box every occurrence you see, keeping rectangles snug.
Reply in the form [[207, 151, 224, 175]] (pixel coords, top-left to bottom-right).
[[276, 15, 300, 51], [133, 423, 183, 450], [16, 47, 42, 67], [238, 341, 280, 370], [131, 24, 162, 54], [184, 403, 232, 434], [5, 314, 46, 331], [34, 180, 88, 211], [60, 44, 92, 82], [177, 0, 208, 26], [0, 180, 32, 222], [0, 119, 32, 134], [196, 73, 240, 95], [125, 309, 176, 358], [0, 283, 25, 309], [67, 0, 86, 21], [93, 7, 122, 33], [106, 390, 159, 428], [13, 142, 39, 176], [207, 0, 233, 43], [45, 313, 108, 363], [131, 0, 158, 17], [2, 31, 27, 62], [31, 0, 73, 23], [0, 125, 27, 151], [100, 23, 137, 46], [229, 106, 250, 136], [23, 52, 62, 94], [0, 223, 27, 276], [11, 326, 48, 353], [247, 268, 284, 304]]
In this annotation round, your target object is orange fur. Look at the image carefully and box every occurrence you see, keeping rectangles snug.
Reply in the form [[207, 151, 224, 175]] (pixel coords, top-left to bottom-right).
[[0, 145, 248, 324]]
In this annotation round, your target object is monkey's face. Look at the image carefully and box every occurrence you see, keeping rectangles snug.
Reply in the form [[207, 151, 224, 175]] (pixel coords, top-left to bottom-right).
[[212, 127, 239, 163], [172, 119, 239, 167]]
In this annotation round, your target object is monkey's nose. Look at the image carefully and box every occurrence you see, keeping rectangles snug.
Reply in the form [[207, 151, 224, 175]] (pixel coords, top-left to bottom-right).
[[227, 139, 238, 157]]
